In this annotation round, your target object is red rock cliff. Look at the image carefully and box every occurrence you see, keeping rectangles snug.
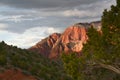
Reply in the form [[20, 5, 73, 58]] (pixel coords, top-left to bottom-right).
[[49, 24, 88, 58], [29, 21, 101, 58]]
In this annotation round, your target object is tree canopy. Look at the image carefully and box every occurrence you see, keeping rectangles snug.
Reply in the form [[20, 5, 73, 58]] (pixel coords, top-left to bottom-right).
[[62, 0, 120, 80]]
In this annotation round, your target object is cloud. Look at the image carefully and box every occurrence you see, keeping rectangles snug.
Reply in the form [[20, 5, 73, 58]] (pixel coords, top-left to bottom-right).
[[0, 14, 43, 23], [62, 9, 97, 17], [62, 0, 116, 18], [0, 0, 105, 9], [3, 15, 24, 23], [0, 26, 61, 48], [0, 23, 8, 29]]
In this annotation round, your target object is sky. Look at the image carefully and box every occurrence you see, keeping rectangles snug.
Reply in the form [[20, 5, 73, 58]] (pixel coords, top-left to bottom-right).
[[0, 0, 116, 48]]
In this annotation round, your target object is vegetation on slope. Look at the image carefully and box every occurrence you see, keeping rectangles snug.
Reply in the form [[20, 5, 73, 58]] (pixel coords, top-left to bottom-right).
[[0, 41, 71, 80]]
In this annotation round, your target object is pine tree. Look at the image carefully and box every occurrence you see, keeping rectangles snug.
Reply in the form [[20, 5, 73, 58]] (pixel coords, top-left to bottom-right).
[[102, 0, 120, 67], [83, 0, 120, 75], [117, 0, 120, 7], [62, 0, 120, 80]]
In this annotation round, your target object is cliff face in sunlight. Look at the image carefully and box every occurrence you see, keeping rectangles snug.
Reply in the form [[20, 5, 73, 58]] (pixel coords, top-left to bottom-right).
[[50, 24, 88, 58], [29, 21, 101, 58]]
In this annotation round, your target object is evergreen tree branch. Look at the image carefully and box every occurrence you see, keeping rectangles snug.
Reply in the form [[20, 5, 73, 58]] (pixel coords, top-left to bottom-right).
[[98, 62, 120, 74]]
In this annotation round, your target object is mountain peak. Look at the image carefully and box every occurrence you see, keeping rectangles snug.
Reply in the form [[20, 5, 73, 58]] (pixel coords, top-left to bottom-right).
[[29, 21, 101, 59]]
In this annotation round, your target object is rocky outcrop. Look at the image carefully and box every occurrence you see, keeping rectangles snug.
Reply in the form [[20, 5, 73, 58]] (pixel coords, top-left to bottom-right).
[[49, 24, 88, 58], [29, 21, 101, 58], [29, 33, 61, 57]]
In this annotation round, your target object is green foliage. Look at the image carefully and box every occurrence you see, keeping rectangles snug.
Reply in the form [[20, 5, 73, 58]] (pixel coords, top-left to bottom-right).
[[62, 0, 120, 80], [62, 52, 120, 80], [0, 52, 7, 65], [102, 0, 120, 65], [0, 41, 71, 80], [117, 0, 120, 7], [62, 53, 80, 80]]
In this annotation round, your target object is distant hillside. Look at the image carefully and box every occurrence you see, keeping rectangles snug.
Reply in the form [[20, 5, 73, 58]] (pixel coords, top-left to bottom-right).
[[0, 41, 71, 80]]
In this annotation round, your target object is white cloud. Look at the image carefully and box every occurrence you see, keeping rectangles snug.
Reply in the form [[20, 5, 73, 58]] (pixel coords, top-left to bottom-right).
[[10, 15, 24, 23], [62, 9, 91, 17], [0, 15, 23, 23], [0, 23, 8, 29], [62, 0, 116, 18], [63, 9, 81, 17], [0, 14, 43, 23], [45, 27, 59, 34], [0, 26, 61, 48]]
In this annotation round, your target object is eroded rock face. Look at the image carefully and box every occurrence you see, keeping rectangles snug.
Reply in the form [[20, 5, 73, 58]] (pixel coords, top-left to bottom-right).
[[29, 21, 101, 58], [61, 25, 88, 44], [29, 33, 61, 57], [49, 24, 88, 58]]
